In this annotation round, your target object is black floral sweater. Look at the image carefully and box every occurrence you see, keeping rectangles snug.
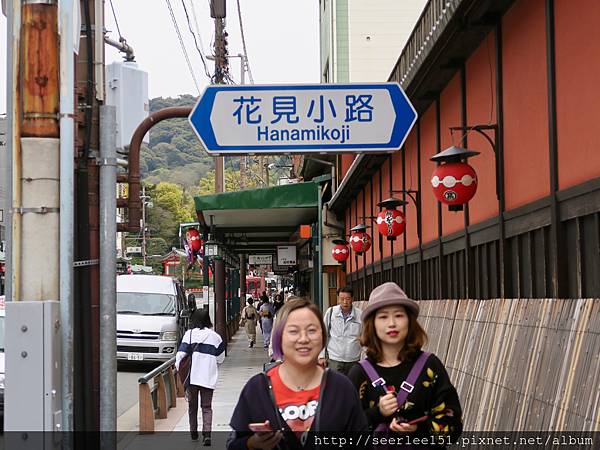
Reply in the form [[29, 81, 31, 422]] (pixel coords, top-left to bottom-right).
[[347, 351, 462, 445]]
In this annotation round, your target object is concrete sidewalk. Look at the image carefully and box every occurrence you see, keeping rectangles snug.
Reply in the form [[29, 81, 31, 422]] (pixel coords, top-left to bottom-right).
[[118, 327, 269, 449]]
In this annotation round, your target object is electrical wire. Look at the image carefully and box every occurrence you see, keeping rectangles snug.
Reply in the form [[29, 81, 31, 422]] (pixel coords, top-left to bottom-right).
[[236, 0, 254, 84], [109, 0, 123, 40], [165, 0, 202, 94], [189, 0, 207, 56], [181, 0, 212, 79]]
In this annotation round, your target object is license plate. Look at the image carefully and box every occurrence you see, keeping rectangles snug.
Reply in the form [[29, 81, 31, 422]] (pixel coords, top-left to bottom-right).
[[127, 353, 144, 361]]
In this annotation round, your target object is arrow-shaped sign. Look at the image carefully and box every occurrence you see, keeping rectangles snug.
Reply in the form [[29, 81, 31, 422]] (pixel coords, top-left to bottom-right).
[[189, 83, 417, 155]]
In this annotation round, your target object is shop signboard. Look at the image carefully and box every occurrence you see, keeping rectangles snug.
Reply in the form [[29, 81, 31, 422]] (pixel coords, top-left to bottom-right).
[[249, 254, 272, 266], [277, 245, 297, 266]]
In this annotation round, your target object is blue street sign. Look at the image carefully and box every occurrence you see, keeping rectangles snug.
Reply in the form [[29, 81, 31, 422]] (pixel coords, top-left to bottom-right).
[[188, 83, 417, 155]]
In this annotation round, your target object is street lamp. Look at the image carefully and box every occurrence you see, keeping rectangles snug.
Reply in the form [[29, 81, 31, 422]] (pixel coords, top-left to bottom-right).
[[204, 236, 223, 259]]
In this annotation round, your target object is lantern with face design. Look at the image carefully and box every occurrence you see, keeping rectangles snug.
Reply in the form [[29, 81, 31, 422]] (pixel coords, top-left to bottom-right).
[[331, 239, 350, 262], [376, 198, 407, 240], [349, 224, 372, 254], [430, 146, 480, 211], [185, 228, 202, 253]]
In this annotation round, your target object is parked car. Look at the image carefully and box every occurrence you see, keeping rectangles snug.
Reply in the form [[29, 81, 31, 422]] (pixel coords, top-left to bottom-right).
[[116, 275, 191, 363]]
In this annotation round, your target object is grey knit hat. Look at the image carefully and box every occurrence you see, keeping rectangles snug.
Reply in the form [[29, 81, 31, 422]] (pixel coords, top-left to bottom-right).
[[361, 282, 419, 321]]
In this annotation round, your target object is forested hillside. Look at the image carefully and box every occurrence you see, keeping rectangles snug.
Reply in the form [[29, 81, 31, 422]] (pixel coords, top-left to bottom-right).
[[142, 95, 213, 188], [134, 95, 294, 267], [142, 95, 293, 190]]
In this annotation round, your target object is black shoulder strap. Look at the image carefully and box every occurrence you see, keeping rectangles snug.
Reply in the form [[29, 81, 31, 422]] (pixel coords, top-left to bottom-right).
[[312, 368, 328, 432], [262, 372, 285, 431]]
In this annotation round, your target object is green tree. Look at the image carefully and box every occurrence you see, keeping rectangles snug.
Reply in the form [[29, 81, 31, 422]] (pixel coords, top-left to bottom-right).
[[144, 182, 195, 251], [198, 168, 264, 195]]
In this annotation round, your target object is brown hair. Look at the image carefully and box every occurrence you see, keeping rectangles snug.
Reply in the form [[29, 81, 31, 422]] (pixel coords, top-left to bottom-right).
[[360, 306, 428, 362], [271, 298, 327, 360]]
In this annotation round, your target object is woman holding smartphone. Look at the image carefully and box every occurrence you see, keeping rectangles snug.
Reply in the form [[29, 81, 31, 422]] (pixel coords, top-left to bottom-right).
[[227, 298, 368, 450], [347, 282, 462, 445]]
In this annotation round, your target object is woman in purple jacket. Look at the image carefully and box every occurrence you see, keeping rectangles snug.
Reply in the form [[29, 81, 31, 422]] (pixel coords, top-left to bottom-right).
[[228, 298, 368, 450]]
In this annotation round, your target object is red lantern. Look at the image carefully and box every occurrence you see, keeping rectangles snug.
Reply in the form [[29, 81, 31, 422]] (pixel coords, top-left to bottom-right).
[[376, 198, 406, 240], [331, 239, 350, 262], [186, 228, 202, 253], [431, 162, 477, 207], [349, 224, 372, 254], [430, 146, 480, 211]]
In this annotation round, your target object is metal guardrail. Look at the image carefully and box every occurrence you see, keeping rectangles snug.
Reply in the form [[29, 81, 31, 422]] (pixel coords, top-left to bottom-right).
[[138, 357, 184, 434]]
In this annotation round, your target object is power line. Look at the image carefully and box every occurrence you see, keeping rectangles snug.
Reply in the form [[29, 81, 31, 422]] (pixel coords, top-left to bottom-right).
[[189, 0, 207, 55], [109, 0, 123, 39], [181, 0, 211, 79], [165, 0, 202, 94], [236, 0, 254, 84]]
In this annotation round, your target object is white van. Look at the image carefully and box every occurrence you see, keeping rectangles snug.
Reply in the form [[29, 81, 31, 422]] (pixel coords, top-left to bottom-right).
[[116, 275, 190, 362]]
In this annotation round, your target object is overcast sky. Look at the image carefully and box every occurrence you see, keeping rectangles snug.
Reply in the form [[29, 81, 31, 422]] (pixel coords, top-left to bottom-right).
[[0, 0, 320, 113]]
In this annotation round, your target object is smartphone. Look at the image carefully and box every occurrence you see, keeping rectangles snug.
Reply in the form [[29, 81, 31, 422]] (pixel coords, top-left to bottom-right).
[[406, 415, 429, 425], [249, 421, 273, 433]]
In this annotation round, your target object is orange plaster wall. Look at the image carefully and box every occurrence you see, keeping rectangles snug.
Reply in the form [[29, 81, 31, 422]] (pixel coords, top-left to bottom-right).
[[400, 132, 419, 252], [555, 0, 600, 189], [420, 107, 440, 245], [380, 159, 393, 259], [371, 171, 383, 264], [355, 191, 364, 271], [502, 0, 550, 210], [465, 33, 499, 222], [439, 73, 466, 235], [346, 207, 353, 275], [364, 181, 373, 267], [340, 155, 355, 180]]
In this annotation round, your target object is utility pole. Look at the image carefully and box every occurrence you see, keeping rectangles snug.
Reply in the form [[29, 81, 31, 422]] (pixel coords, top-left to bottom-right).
[[210, 0, 227, 348], [239, 55, 246, 190], [6, 0, 63, 435], [141, 186, 147, 266], [212, 0, 227, 194]]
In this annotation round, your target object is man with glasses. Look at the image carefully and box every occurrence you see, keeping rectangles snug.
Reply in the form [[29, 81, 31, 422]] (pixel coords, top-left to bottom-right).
[[318, 286, 362, 376]]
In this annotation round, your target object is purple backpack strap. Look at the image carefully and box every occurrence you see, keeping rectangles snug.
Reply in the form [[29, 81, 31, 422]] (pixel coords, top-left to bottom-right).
[[358, 359, 388, 391], [359, 352, 431, 405], [395, 352, 431, 406]]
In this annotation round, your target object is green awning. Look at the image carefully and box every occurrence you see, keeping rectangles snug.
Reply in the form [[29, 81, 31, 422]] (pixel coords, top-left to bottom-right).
[[194, 182, 320, 253], [194, 181, 318, 211]]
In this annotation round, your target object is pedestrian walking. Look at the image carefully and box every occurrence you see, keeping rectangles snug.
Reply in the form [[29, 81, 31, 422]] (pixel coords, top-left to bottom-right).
[[227, 298, 368, 450], [256, 293, 267, 333], [318, 286, 362, 375], [259, 298, 275, 349], [176, 309, 225, 445], [348, 282, 462, 443], [241, 298, 258, 348], [273, 292, 284, 315], [260, 290, 269, 305]]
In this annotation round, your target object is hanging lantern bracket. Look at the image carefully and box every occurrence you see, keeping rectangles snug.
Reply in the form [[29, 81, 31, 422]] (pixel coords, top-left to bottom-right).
[[449, 124, 500, 201], [449, 124, 497, 155], [389, 189, 421, 242]]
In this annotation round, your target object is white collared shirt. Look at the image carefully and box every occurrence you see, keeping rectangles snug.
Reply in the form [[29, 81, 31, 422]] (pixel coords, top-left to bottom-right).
[[175, 328, 225, 389], [319, 305, 363, 363]]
